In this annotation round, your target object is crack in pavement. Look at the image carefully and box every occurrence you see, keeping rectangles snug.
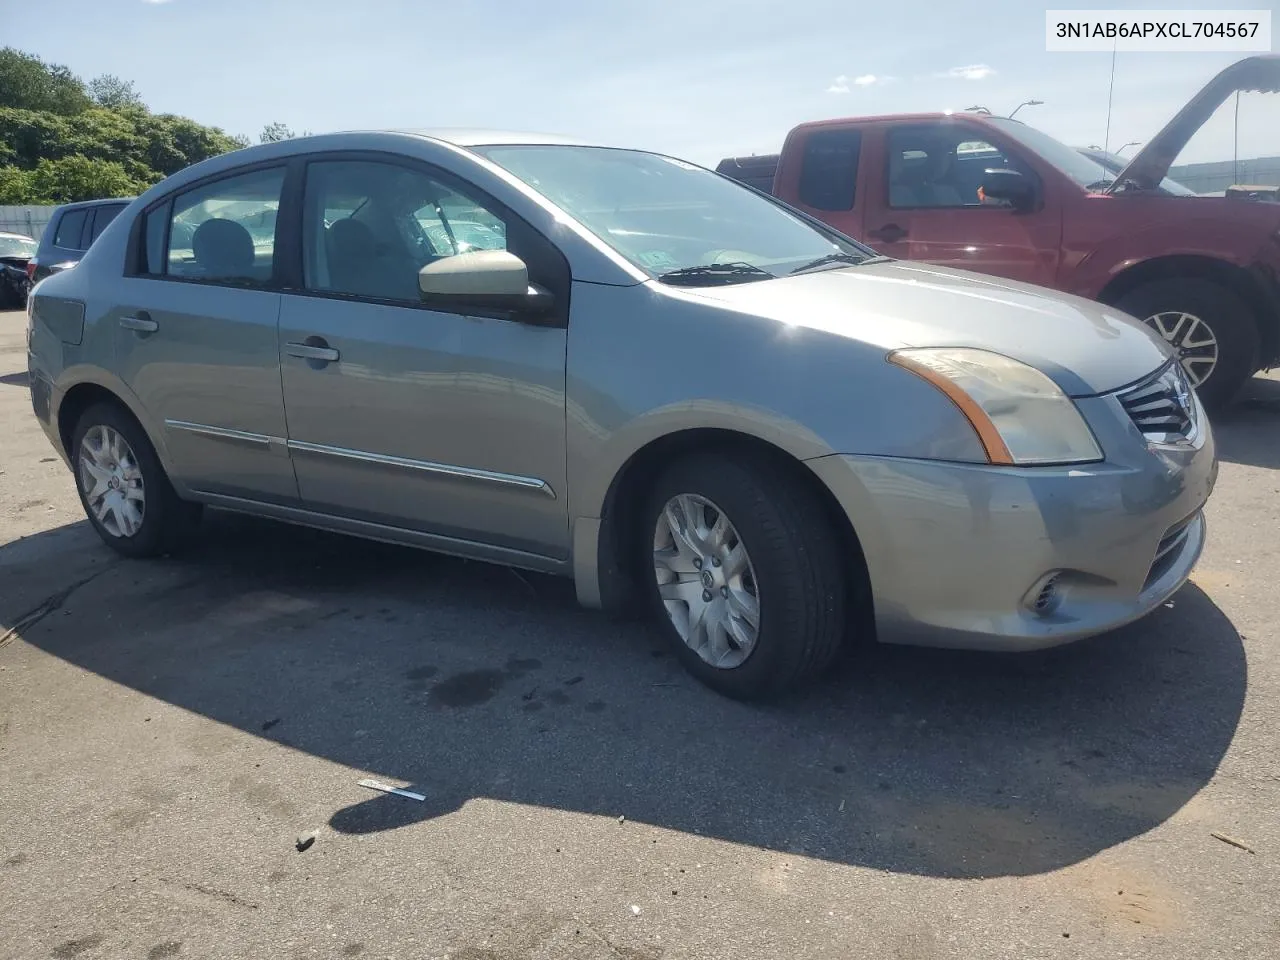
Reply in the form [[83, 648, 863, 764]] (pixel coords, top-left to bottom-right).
[[0, 566, 115, 649]]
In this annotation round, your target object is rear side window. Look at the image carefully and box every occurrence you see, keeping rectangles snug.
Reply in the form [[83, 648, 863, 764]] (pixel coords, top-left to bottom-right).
[[798, 129, 862, 211], [53, 209, 88, 250], [89, 205, 124, 244], [161, 167, 286, 285]]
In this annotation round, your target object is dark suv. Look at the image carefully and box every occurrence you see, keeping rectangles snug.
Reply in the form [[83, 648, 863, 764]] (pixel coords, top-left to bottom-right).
[[28, 198, 133, 285]]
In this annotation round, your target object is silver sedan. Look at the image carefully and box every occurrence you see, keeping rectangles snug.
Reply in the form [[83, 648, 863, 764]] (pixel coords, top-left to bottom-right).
[[25, 130, 1216, 698]]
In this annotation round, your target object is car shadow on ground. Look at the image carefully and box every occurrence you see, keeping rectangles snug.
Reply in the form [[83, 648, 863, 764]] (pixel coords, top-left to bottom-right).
[[1210, 374, 1280, 470], [3, 509, 1245, 881]]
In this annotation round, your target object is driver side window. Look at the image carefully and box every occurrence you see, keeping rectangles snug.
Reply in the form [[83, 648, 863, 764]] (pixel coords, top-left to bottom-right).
[[886, 125, 1032, 210], [302, 160, 509, 302]]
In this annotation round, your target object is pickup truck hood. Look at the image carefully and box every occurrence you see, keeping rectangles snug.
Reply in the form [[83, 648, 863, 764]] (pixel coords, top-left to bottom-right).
[[678, 259, 1174, 396], [1113, 54, 1280, 192]]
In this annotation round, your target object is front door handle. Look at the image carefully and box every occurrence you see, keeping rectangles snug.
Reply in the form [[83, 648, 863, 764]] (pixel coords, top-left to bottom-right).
[[119, 312, 158, 333], [285, 341, 340, 363], [868, 223, 908, 243]]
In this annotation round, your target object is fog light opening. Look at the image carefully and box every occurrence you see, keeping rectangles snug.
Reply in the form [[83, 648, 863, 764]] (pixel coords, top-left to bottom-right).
[[1026, 571, 1064, 617]]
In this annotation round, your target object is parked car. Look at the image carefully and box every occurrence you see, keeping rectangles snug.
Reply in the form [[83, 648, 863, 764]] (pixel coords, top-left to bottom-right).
[[26, 130, 1216, 698], [27, 197, 133, 286], [0, 231, 37, 307], [716, 54, 1280, 410]]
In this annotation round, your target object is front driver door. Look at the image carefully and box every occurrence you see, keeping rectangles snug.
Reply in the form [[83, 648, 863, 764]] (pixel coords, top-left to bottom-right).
[[277, 155, 570, 560], [864, 121, 1061, 286]]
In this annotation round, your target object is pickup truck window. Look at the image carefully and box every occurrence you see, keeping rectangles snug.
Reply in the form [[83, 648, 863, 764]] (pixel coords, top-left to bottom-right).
[[887, 125, 1027, 209], [476, 144, 874, 281], [798, 129, 861, 211]]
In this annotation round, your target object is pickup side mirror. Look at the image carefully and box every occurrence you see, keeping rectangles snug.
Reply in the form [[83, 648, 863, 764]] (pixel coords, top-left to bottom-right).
[[418, 250, 554, 321], [980, 168, 1036, 211]]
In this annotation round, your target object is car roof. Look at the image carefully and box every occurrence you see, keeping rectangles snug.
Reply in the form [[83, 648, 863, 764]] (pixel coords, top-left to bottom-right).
[[789, 111, 1005, 132], [53, 197, 135, 211], [387, 128, 599, 148]]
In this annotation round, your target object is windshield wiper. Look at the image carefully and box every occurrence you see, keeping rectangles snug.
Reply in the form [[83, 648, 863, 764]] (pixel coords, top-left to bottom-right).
[[657, 261, 773, 286], [788, 252, 874, 275]]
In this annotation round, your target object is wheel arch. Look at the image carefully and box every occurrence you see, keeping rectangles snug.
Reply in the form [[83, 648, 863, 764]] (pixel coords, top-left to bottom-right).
[[1097, 254, 1278, 365], [55, 375, 171, 471], [581, 427, 873, 637]]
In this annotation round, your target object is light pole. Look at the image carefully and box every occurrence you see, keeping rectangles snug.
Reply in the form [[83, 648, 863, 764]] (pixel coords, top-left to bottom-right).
[[1009, 99, 1043, 120], [1116, 141, 1141, 155]]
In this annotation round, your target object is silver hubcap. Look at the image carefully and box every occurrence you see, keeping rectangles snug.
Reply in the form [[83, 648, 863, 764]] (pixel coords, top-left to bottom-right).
[[78, 425, 146, 538], [1144, 311, 1218, 387], [652, 493, 760, 669]]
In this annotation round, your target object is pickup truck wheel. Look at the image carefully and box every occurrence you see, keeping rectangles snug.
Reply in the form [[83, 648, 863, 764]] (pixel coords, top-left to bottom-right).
[[71, 402, 202, 558], [1114, 278, 1259, 411], [643, 452, 846, 700]]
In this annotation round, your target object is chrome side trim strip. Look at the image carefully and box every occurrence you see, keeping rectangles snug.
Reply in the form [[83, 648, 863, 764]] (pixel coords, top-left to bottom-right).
[[286, 439, 557, 498], [165, 419, 278, 448]]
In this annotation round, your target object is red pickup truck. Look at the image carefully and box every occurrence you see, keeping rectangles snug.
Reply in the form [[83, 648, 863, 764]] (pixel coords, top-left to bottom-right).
[[717, 55, 1280, 409]]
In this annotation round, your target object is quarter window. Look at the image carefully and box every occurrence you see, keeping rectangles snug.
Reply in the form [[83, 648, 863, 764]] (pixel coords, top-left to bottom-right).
[[887, 125, 1031, 209], [798, 128, 862, 211], [53, 209, 88, 250], [89, 205, 123, 244], [302, 160, 509, 302], [165, 167, 285, 284]]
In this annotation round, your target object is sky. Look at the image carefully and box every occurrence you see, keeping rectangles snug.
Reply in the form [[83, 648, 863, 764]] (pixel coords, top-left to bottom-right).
[[8, 0, 1279, 167]]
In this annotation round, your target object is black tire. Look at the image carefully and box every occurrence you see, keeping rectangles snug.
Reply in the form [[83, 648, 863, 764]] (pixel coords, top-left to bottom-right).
[[1114, 278, 1260, 411], [70, 402, 202, 558], [641, 452, 847, 700]]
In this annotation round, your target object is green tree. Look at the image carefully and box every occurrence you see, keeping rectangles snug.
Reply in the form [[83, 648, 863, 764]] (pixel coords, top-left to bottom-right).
[[23, 156, 146, 204], [0, 166, 32, 205], [260, 122, 295, 143], [89, 74, 144, 111], [0, 48, 251, 203], [0, 48, 92, 115]]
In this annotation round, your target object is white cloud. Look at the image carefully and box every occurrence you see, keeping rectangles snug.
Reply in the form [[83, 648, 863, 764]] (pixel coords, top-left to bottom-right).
[[853, 74, 879, 86], [941, 64, 996, 81], [826, 75, 850, 94], [142, 0, 174, 4]]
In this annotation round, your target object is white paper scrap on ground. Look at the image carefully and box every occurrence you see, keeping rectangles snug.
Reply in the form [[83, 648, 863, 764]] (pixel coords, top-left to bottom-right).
[[358, 778, 427, 802]]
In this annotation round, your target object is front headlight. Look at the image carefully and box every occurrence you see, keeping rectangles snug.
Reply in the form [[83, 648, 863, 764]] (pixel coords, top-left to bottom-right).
[[888, 347, 1103, 465]]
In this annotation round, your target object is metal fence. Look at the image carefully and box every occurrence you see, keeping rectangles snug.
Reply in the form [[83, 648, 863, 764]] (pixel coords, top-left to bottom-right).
[[0, 205, 58, 241], [1168, 156, 1280, 194]]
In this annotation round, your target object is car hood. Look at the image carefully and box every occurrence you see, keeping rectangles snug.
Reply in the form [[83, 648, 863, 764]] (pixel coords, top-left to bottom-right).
[[1112, 54, 1280, 192], [675, 259, 1174, 397]]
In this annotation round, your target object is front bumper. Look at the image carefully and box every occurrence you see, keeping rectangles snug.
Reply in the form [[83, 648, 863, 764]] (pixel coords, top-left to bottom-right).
[[807, 393, 1217, 651]]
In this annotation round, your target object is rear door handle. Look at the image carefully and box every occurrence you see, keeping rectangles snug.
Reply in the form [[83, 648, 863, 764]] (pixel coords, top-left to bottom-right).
[[285, 341, 340, 363], [119, 312, 158, 333], [869, 223, 908, 243]]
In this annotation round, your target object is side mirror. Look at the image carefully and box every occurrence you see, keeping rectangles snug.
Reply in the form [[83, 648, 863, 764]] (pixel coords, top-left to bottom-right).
[[980, 168, 1036, 211], [418, 250, 554, 321]]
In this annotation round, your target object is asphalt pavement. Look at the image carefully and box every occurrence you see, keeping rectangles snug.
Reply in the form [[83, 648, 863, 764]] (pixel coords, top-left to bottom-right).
[[1, 307, 1278, 959]]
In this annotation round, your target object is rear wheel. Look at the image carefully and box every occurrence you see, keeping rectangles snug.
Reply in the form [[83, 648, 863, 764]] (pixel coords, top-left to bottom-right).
[[1114, 278, 1259, 411], [71, 402, 202, 558], [642, 452, 847, 700]]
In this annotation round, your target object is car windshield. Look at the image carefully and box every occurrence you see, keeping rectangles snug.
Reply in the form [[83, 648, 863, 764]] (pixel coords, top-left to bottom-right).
[[0, 235, 37, 257], [984, 117, 1177, 194], [1085, 150, 1199, 196], [471, 144, 875, 282]]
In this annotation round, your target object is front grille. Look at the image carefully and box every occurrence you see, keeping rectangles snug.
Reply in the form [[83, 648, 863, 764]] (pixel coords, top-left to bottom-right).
[[1117, 362, 1197, 444]]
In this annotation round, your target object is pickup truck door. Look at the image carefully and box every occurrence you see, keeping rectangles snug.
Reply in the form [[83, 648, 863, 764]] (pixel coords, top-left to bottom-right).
[[772, 126, 866, 241], [861, 120, 1061, 287]]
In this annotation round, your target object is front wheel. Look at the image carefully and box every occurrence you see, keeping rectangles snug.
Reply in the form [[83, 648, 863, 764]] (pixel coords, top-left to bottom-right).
[[1114, 278, 1260, 411], [71, 402, 202, 558], [642, 452, 848, 700]]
